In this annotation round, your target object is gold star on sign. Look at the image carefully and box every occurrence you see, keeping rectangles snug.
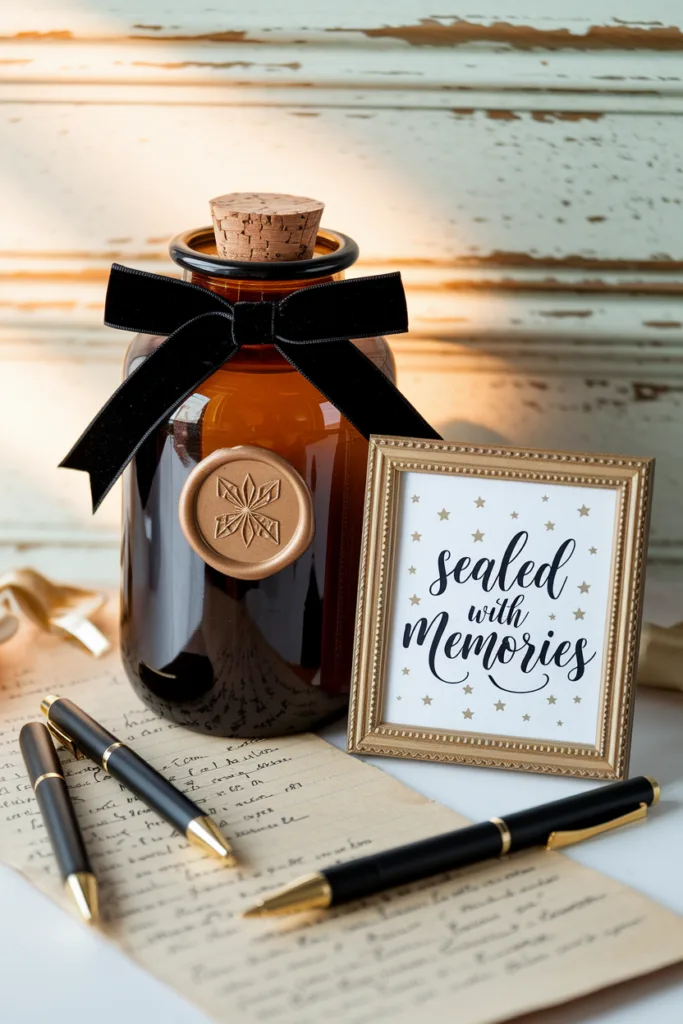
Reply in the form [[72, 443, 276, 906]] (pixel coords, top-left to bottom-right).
[[402, 667, 410, 676], [545, 521, 555, 531], [438, 508, 450, 520], [475, 497, 485, 508], [578, 581, 590, 594], [589, 546, 597, 555], [573, 695, 582, 703], [522, 713, 531, 721], [494, 699, 506, 711], [411, 495, 420, 503], [411, 531, 421, 542], [549, 613, 556, 621], [574, 608, 585, 620], [472, 530, 484, 543], [511, 511, 519, 519], [578, 505, 590, 517], [408, 566, 416, 574], [463, 684, 473, 694], [422, 695, 433, 705], [409, 594, 421, 606], [462, 708, 474, 720], [542, 495, 549, 502], [547, 695, 557, 705]]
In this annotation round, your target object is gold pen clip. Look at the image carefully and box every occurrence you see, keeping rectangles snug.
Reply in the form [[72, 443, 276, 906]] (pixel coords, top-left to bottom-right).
[[45, 719, 86, 760], [546, 802, 648, 850]]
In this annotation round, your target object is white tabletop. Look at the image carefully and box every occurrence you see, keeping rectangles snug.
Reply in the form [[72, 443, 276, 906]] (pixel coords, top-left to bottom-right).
[[2, 570, 682, 1024]]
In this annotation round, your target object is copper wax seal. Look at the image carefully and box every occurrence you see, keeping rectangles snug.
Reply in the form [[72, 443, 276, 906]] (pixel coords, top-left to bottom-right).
[[179, 446, 314, 580]]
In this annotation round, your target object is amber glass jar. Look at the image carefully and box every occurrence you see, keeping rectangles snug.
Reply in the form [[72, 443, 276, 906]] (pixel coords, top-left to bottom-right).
[[120, 227, 395, 736]]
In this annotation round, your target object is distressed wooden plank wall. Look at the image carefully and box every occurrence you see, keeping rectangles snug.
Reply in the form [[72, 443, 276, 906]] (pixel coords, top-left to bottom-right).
[[1, 2, 683, 581]]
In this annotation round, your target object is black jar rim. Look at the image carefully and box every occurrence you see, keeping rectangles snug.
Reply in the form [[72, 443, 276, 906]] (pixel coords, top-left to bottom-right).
[[169, 226, 359, 281]]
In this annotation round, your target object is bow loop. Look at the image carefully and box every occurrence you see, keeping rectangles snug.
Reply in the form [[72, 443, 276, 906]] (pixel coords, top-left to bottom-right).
[[105, 262, 232, 337], [276, 272, 407, 344], [63, 263, 440, 512]]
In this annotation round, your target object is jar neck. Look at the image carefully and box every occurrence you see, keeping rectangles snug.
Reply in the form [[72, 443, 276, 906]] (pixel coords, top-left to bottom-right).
[[172, 225, 357, 369], [184, 268, 341, 304]]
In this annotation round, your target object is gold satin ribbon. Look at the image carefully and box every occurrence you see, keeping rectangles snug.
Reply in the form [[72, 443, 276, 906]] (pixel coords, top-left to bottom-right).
[[0, 568, 110, 657], [0, 607, 18, 645]]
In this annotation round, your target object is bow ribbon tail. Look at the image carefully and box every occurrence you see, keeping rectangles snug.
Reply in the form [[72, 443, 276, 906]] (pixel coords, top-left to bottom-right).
[[60, 312, 237, 512], [276, 339, 441, 444]]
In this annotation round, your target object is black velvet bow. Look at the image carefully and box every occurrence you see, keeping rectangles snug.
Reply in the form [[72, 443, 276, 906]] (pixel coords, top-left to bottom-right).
[[60, 263, 441, 511]]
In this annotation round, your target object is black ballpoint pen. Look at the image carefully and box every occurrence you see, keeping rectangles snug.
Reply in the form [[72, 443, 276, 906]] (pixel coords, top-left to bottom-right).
[[20, 721, 99, 925], [41, 694, 236, 864], [243, 775, 660, 917]]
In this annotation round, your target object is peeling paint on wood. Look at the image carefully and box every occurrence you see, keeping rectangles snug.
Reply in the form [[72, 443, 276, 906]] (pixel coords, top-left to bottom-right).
[[129, 30, 253, 44], [130, 60, 301, 71], [432, 278, 683, 296], [486, 109, 520, 120], [26, 19, 675, 54], [455, 252, 683, 273], [0, 300, 78, 311], [538, 310, 594, 318], [530, 111, 605, 122], [7, 31, 74, 41], [1, 43, 681, 113], [40, 252, 361, 267], [354, 19, 683, 52], [459, 111, 607, 121], [633, 382, 683, 400]]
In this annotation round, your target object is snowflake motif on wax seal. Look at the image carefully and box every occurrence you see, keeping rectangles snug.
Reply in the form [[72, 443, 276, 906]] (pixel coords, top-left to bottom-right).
[[214, 473, 281, 548]]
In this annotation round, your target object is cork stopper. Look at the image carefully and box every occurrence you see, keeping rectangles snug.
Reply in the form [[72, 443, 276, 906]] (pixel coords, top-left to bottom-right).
[[209, 192, 324, 262]]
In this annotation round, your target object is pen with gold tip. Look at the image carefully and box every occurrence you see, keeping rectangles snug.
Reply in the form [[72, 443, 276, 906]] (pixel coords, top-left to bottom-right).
[[20, 721, 99, 925], [243, 775, 660, 917], [41, 694, 235, 864]]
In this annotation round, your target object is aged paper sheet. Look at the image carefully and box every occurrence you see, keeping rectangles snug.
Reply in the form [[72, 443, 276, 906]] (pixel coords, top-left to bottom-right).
[[1, 611, 683, 1024]]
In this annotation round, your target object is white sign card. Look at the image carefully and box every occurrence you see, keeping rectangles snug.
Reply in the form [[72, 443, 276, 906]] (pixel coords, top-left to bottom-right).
[[348, 437, 653, 778]]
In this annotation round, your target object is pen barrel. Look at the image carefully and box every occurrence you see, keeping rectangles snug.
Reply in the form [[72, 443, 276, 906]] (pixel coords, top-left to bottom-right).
[[35, 778, 93, 878], [505, 776, 658, 851], [325, 822, 503, 904], [105, 746, 204, 833], [19, 723, 92, 880], [46, 698, 205, 835], [20, 720, 63, 785], [48, 697, 117, 762]]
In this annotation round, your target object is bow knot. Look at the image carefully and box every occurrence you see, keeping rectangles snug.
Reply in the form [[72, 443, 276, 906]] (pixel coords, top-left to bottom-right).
[[61, 263, 440, 511], [232, 301, 274, 346]]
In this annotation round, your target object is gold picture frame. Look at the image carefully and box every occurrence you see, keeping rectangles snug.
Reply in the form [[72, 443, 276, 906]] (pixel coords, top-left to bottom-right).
[[347, 436, 653, 779]]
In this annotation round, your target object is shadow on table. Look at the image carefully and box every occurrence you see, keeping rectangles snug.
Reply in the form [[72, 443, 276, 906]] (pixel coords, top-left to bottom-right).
[[630, 688, 683, 788]]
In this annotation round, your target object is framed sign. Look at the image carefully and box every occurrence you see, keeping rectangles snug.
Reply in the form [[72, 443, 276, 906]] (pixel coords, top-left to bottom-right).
[[348, 437, 653, 779]]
